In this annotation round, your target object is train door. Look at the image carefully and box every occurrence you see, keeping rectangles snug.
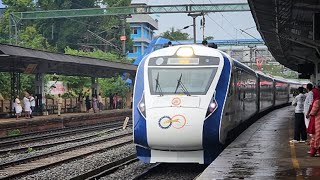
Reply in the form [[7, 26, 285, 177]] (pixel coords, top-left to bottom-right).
[[235, 68, 243, 122], [224, 71, 236, 120]]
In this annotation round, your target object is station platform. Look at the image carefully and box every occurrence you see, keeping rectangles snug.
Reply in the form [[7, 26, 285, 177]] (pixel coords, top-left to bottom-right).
[[197, 106, 320, 179], [0, 109, 131, 137]]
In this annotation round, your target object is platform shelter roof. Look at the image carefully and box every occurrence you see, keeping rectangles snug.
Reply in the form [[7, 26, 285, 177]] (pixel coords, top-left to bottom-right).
[[248, 0, 320, 72], [0, 43, 137, 77]]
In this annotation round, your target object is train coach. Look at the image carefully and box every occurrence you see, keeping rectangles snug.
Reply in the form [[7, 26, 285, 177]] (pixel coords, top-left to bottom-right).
[[132, 44, 302, 164]]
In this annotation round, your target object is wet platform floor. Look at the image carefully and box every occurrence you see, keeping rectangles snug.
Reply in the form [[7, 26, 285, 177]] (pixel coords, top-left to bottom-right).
[[197, 106, 320, 179]]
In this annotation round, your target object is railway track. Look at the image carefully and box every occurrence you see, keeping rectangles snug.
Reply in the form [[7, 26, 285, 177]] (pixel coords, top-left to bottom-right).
[[0, 117, 129, 148], [0, 126, 126, 156], [131, 163, 207, 180], [0, 132, 133, 180], [70, 154, 138, 180]]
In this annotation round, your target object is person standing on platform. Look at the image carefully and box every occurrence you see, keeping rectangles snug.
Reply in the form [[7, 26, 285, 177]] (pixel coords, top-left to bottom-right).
[[308, 90, 320, 156], [92, 95, 98, 113], [15, 95, 22, 120], [23, 92, 31, 119], [57, 94, 63, 116], [304, 83, 314, 129], [113, 93, 118, 109], [29, 94, 35, 118], [291, 87, 307, 143], [85, 95, 91, 113], [98, 93, 103, 112]]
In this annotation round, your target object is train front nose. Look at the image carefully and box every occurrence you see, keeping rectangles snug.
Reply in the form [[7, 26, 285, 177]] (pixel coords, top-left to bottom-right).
[[146, 106, 206, 151]]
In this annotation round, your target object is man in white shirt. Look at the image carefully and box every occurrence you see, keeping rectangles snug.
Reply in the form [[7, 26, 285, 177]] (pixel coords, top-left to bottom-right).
[[304, 83, 313, 128], [23, 92, 31, 119], [291, 87, 307, 143]]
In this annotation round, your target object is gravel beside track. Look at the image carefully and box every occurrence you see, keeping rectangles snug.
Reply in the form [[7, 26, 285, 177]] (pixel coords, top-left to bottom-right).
[[0, 126, 125, 156], [16, 144, 137, 180], [0, 129, 133, 179], [0, 128, 132, 165], [100, 161, 156, 180], [132, 163, 207, 180], [0, 121, 126, 148]]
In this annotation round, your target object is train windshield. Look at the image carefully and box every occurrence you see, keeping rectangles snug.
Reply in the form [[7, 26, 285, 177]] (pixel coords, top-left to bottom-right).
[[148, 67, 218, 95]]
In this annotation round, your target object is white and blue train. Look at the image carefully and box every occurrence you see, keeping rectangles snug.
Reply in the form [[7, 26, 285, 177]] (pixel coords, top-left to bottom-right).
[[133, 44, 302, 164]]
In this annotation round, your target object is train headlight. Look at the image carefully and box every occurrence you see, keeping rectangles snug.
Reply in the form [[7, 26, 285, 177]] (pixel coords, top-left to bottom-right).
[[176, 47, 194, 57], [206, 98, 218, 118], [209, 102, 217, 111], [138, 93, 146, 118], [139, 102, 145, 112]]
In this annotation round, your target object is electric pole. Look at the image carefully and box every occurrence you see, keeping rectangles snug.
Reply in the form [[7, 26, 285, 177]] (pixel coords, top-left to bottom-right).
[[188, 13, 203, 44]]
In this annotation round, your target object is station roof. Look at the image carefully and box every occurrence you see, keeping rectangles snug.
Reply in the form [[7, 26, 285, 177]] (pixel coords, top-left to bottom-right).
[[248, 0, 320, 72], [0, 43, 137, 78]]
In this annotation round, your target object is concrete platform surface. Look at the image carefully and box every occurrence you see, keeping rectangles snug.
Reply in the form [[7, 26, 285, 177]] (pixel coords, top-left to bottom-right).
[[0, 109, 131, 137], [197, 106, 320, 179]]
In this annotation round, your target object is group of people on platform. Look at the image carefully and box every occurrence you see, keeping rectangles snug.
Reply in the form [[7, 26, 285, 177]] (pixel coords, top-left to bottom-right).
[[84, 93, 104, 113], [292, 83, 320, 156], [14, 92, 35, 120], [12, 91, 129, 118], [64, 93, 104, 115]]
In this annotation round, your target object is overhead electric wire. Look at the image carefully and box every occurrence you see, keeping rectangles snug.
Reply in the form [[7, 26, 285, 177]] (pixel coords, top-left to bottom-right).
[[207, 0, 253, 39], [239, 29, 264, 43], [206, 14, 236, 39]]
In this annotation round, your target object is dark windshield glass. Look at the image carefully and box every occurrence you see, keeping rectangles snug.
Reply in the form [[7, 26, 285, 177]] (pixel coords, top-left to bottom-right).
[[148, 67, 218, 95]]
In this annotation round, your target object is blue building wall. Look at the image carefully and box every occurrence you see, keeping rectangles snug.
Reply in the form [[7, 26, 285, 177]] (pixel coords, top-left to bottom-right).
[[128, 22, 155, 60]]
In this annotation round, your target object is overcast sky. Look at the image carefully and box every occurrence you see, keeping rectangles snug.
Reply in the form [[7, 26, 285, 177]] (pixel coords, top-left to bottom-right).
[[0, 0, 261, 40]]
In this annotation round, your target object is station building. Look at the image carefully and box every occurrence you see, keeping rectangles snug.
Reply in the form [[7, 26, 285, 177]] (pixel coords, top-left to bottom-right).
[[126, 14, 158, 60]]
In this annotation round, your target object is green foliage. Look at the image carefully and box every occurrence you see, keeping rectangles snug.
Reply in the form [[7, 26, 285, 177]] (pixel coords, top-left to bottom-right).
[[2, 0, 35, 11], [0, 1, 134, 99], [0, 72, 35, 99], [18, 26, 55, 51], [61, 91, 76, 98], [64, 46, 131, 63], [161, 27, 190, 41], [60, 75, 91, 96], [27, 147, 34, 153], [204, 36, 214, 40], [99, 76, 130, 98], [7, 129, 20, 136], [0, 72, 11, 99], [102, 0, 131, 7]]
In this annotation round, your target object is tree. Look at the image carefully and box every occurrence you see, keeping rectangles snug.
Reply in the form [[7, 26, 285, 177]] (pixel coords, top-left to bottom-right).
[[64, 46, 133, 63], [35, 0, 133, 54], [161, 27, 190, 41], [204, 36, 214, 40], [0, 0, 36, 44], [18, 26, 55, 51], [101, 0, 131, 7], [99, 76, 130, 98]]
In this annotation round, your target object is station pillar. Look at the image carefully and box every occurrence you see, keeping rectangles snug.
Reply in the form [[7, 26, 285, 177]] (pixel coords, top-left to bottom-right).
[[10, 71, 20, 115], [34, 73, 45, 112], [91, 77, 99, 96]]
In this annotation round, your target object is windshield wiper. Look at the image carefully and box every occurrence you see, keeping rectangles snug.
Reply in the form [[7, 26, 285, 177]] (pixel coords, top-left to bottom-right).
[[174, 73, 191, 96], [155, 72, 163, 96]]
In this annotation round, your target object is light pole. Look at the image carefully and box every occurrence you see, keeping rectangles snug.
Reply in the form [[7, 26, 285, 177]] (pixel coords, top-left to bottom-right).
[[188, 13, 203, 44], [248, 45, 256, 68], [119, 15, 131, 57]]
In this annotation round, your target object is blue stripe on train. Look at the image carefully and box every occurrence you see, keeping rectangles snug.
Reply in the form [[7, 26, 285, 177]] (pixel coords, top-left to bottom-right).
[[202, 55, 231, 164], [133, 57, 150, 162]]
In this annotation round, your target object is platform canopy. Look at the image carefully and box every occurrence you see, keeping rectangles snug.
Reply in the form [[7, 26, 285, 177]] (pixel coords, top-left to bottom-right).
[[248, 0, 320, 73], [0, 43, 137, 77]]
